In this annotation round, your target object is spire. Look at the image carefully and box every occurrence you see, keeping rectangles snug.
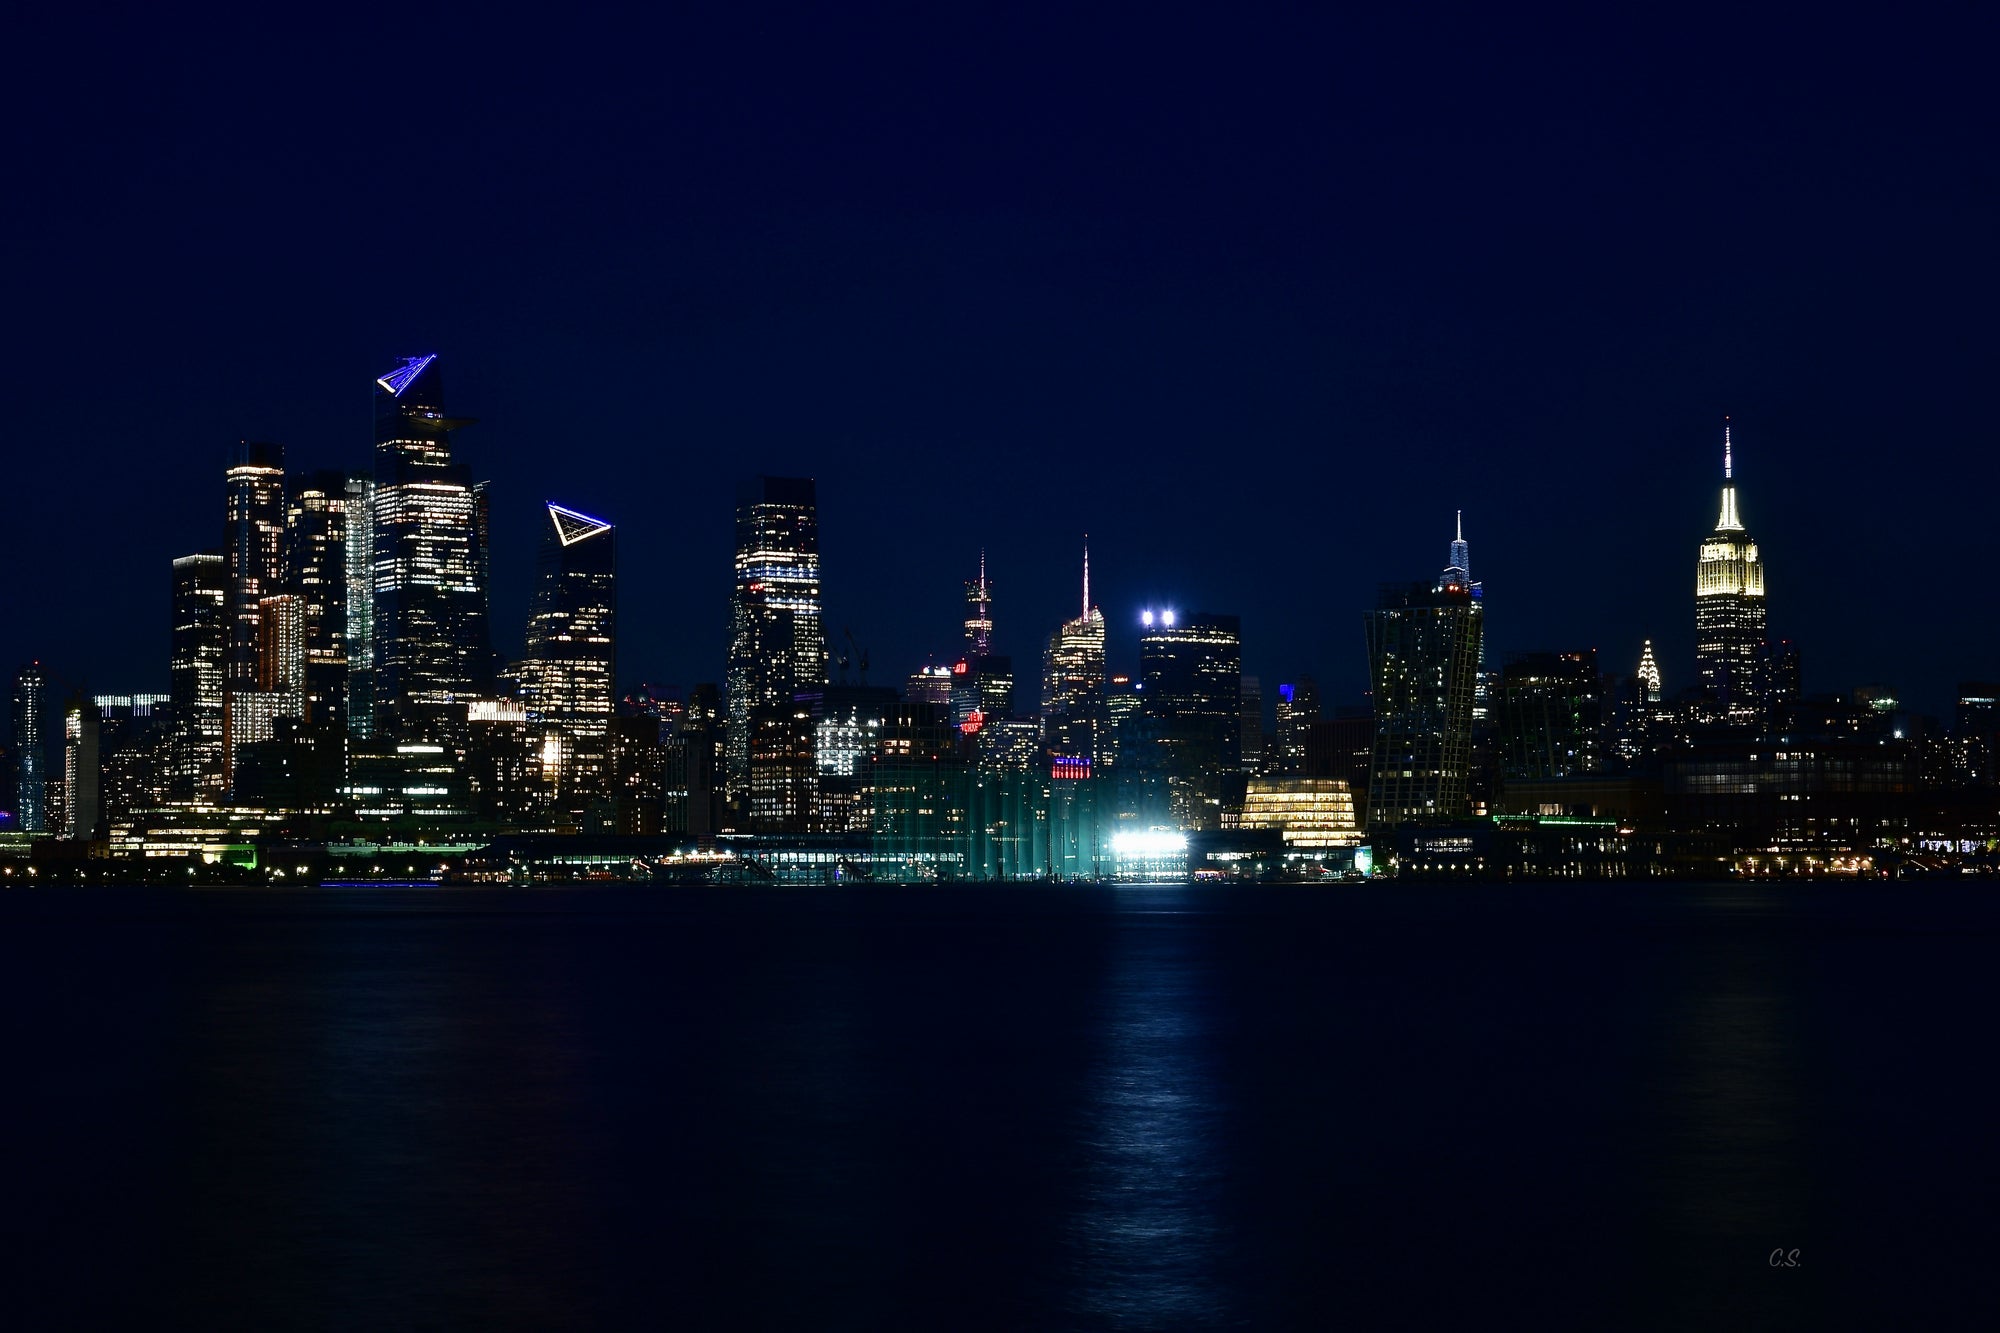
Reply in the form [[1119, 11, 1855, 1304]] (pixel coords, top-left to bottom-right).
[[1715, 417, 1744, 531], [1443, 510, 1471, 590], [1081, 537, 1091, 619], [1637, 639, 1662, 703]]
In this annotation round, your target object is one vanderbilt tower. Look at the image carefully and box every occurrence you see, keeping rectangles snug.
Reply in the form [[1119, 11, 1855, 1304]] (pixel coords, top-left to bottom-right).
[[1694, 417, 1767, 722]]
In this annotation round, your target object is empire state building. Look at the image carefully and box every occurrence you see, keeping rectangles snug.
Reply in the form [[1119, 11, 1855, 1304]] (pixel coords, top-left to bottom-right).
[[1694, 418, 1767, 718]]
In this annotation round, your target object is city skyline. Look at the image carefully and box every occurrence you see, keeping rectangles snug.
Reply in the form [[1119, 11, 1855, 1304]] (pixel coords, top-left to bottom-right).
[[2, 385, 1979, 728], [5, 12, 1993, 724]]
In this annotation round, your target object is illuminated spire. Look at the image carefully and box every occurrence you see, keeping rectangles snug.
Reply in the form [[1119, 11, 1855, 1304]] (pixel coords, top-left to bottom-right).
[[1637, 639, 1662, 702], [1081, 538, 1091, 619], [1716, 417, 1743, 531], [1443, 511, 1471, 590]]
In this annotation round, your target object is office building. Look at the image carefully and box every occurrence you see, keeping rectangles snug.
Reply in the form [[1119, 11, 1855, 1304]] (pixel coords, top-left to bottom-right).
[[1138, 610, 1243, 766], [1274, 677, 1320, 774], [725, 476, 827, 799], [169, 553, 227, 799], [1956, 683, 1999, 786], [906, 663, 953, 707], [1694, 419, 1768, 720], [1041, 547, 1105, 762], [521, 503, 617, 803], [1231, 777, 1361, 848], [1636, 640, 1663, 703], [1499, 650, 1604, 782], [1239, 676, 1264, 772], [12, 663, 48, 832], [1365, 581, 1483, 827], [287, 470, 351, 726], [747, 705, 818, 833], [370, 354, 493, 743]]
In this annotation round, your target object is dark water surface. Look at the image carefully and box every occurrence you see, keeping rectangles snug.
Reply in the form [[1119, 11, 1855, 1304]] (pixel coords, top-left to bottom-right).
[[6, 882, 1998, 1330]]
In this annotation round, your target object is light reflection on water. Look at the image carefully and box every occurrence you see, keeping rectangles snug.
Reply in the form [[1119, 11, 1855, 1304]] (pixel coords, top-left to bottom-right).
[[1071, 915, 1228, 1328]]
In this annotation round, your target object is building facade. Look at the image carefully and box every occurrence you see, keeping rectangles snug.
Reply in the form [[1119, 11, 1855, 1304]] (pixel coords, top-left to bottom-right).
[[1365, 582, 1483, 827], [1695, 419, 1768, 720], [725, 476, 827, 799], [369, 355, 492, 743], [521, 503, 617, 804], [12, 663, 48, 832], [169, 554, 227, 799]]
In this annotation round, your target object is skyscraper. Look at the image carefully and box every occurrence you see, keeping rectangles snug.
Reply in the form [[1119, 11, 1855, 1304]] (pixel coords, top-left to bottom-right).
[[63, 695, 101, 841], [286, 470, 350, 726], [1439, 510, 1489, 726], [224, 441, 286, 695], [1274, 676, 1321, 774], [1694, 418, 1767, 720], [1138, 610, 1243, 766], [963, 552, 994, 659], [369, 354, 492, 742], [1498, 650, 1604, 781], [521, 503, 617, 802], [1636, 639, 1663, 703], [344, 474, 377, 735], [1239, 676, 1265, 773], [725, 476, 827, 799], [1041, 545, 1106, 762], [169, 552, 226, 798], [11, 663, 47, 832], [1365, 581, 1483, 827]]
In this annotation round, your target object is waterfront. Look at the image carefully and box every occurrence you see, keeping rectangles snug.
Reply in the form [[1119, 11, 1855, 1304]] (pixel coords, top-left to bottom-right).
[[7, 882, 1997, 1329]]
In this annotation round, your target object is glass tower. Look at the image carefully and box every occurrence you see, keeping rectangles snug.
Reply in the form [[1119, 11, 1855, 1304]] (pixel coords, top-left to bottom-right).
[[224, 441, 286, 695], [287, 470, 350, 726], [522, 503, 617, 803], [1694, 419, 1767, 720], [725, 476, 827, 799], [11, 663, 48, 832], [344, 474, 376, 735], [1365, 581, 1483, 826], [169, 552, 227, 798], [369, 355, 492, 743]]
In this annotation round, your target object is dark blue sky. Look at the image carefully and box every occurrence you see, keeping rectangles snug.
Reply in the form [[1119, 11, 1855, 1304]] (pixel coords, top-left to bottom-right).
[[4, 6, 1993, 717]]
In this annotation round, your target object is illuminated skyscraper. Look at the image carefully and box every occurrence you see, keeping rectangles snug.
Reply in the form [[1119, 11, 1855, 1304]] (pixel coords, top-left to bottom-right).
[[1439, 510, 1489, 725], [1138, 610, 1243, 764], [256, 594, 306, 695], [964, 552, 994, 659], [1636, 639, 1663, 703], [224, 441, 286, 695], [1694, 418, 1767, 719], [1498, 650, 1604, 781], [521, 503, 617, 801], [286, 470, 350, 725], [1274, 676, 1320, 774], [369, 354, 493, 742], [62, 695, 101, 841], [344, 475, 376, 735], [169, 552, 227, 798], [11, 663, 48, 832], [1041, 545, 1106, 762], [725, 476, 827, 799], [1365, 581, 1483, 827]]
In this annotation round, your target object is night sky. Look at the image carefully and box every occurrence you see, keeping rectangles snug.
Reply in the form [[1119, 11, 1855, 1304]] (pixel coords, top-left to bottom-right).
[[5, 7, 1993, 718]]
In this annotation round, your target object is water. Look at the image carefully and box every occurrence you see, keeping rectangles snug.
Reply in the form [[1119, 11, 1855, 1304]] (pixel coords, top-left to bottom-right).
[[6, 882, 1997, 1329]]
